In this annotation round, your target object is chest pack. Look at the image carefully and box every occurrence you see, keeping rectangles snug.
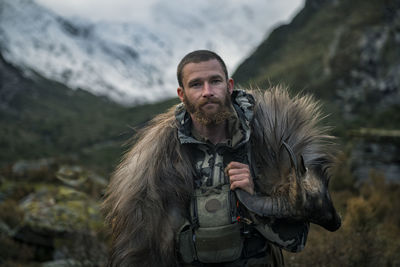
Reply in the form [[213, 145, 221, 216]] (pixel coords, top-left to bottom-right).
[[178, 184, 243, 263]]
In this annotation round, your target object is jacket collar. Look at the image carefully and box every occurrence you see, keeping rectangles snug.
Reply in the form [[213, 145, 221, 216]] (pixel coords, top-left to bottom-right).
[[175, 89, 254, 148]]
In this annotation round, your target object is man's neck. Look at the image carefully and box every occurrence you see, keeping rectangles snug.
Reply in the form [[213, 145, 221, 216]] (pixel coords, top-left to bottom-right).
[[191, 118, 228, 145]]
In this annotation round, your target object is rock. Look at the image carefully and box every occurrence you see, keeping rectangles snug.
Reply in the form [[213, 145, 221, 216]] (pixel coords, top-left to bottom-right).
[[0, 161, 109, 266], [56, 165, 108, 197], [19, 185, 102, 233], [12, 158, 56, 177], [13, 184, 108, 265], [42, 259, 93, 267], [350, 129, 400, 184]]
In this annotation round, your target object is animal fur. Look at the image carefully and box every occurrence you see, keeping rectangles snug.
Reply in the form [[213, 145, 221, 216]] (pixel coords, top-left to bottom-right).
[[248, 87, 340, 230], [102, 108, 195, 267], [102, 86, 340, 266], [250, 87, 335, 193]]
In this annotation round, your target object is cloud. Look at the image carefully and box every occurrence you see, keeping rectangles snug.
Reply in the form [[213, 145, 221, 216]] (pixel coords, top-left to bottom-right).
[[35, 0, 158, 22], [35, 0, 304, 24]]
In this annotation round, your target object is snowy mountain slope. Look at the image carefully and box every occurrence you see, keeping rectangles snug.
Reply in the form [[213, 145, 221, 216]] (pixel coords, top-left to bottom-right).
[[0, 0, 302, 105]]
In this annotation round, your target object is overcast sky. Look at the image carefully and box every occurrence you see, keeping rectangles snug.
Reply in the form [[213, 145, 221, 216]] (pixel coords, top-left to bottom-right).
[[36, 0, 305, 24]]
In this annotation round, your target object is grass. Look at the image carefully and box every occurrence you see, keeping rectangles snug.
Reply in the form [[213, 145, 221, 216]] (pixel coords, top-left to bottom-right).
[[0, 66, 180, 176], [231, 2, 400, 264], [284, 153, 400, 267]]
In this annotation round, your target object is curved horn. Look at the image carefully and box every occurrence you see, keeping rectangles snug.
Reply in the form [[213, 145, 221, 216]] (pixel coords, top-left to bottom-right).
[[234, 141, 303, 219], [235, 189, 298, 218], [282, 141, 298, 175], [235, 188, 341, 232], [236, 141, 341, 232]]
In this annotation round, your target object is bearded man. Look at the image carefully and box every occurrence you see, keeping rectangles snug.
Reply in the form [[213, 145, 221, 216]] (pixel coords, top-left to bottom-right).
[[103, 50, 341, 266]]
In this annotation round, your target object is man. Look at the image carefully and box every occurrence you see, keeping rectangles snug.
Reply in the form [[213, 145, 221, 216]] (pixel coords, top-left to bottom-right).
[[103, 50, 341, 266]]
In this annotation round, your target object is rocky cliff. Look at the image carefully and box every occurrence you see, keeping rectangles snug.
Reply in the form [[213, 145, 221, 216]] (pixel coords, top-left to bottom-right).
[[233, 0, 400, 184], [234, 0, 400, 131]]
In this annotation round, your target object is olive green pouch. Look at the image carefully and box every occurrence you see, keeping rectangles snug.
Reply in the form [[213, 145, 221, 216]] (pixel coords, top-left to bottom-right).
[[194, 223, 243, 263], [191, 185, 243, 263], [178, 221, 197, 263]]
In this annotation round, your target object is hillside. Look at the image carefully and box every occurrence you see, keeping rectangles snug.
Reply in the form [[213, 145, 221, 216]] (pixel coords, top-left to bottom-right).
[[1, 0, 400, 265], [232, 1, 400, 265], [0, 0, 292, 104], [233, 0, 400, 134], [0, 54, 179, 175]]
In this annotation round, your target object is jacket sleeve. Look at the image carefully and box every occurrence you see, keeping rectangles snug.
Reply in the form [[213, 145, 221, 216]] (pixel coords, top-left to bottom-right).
[[253, 217, 309, 252]]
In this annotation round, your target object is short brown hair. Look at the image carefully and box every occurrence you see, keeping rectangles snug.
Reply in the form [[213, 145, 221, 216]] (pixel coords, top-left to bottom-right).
[[177, 50, 228, 89]]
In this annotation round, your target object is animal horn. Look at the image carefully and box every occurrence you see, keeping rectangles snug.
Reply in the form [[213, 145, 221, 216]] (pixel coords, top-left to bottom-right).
[[282, 141, 306, 177], [236, 141, 341, 232], [235, 189, 299, 218], [282, 141, 298, 174], [235, 141, 304, 219]]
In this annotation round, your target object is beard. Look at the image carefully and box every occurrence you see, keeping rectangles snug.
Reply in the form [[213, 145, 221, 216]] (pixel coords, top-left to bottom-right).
[[183, 90, 234, 126]]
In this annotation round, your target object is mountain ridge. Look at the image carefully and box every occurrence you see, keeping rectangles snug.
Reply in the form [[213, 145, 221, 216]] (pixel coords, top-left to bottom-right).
[[233, 0, 400, 132], [0, 52, 179, 174], [0, 0, 298, 105]]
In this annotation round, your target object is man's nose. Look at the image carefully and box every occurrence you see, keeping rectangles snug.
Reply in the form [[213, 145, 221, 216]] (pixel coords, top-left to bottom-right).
[[202, 82, 213, 97]]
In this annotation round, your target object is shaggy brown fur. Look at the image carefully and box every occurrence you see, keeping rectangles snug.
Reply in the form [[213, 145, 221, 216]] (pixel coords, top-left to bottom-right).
[[249, 87, 340, 231], [102, 86, 340, 266], [250, 87, 335, 193], [102, 107, 195, 266]]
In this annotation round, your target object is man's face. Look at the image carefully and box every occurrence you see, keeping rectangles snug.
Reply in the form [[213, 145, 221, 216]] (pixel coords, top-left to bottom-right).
[[177, 59, 234, 126]]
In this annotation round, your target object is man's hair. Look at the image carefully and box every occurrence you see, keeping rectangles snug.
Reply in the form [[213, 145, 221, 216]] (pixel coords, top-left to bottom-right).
[[177, 50, 228, 89]]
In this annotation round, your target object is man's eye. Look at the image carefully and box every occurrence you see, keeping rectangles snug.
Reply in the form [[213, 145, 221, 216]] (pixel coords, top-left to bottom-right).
[[190, 82, 201, 88], [211, 79, 222, 84]]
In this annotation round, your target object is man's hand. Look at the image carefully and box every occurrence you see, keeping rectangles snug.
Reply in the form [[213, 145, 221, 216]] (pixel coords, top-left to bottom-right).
[[225, 161, 254, 195]]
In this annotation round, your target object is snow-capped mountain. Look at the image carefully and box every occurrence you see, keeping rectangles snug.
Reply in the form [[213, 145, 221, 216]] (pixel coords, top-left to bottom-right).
[[0, 0, 301, 105]]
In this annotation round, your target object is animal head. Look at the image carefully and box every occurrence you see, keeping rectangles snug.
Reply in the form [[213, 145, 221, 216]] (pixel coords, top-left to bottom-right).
[[248, 87, 342, 231], [299, 158, 342, 232], [283, 141, 341, 231]]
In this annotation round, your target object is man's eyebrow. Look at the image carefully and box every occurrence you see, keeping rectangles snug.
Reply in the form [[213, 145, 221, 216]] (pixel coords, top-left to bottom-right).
[[187, 74, 224, 86], [210, 74, 223, 80], [188, 78, 202, 85]]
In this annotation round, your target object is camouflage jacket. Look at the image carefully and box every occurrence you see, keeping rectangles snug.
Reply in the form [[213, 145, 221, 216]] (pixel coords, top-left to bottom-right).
[[175, 89, 309, 254]]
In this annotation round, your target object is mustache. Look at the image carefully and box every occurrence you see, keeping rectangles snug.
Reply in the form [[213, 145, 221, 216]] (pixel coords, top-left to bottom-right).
[[199, 97, 222, 106]]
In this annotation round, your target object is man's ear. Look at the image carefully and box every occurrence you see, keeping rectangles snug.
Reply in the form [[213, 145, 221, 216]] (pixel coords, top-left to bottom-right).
[[177, 87, 184, 102], [228, 78, 234, 95]]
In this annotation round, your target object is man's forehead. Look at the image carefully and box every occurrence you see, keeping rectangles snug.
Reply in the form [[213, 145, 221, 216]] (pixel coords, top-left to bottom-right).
[[182, 59, 225, 82]]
